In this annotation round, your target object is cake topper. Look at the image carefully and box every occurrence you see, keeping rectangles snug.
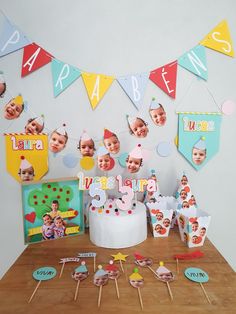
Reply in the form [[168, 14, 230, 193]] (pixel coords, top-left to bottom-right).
[[173, 251, 204, 274], [77, 252, 97, 272], [58, 257, 80, 278], [93, 265, 109, 307], [105, 260, 120, 299], [72, 261, 89, 301], [134, 252, 156, 277], [111, 252, 128, 273], [129, 268, 144, 310], [155, 261, 174, 301]]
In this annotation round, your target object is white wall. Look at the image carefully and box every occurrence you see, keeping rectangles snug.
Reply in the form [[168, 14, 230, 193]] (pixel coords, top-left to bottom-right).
[[0, 0, 236, 278]]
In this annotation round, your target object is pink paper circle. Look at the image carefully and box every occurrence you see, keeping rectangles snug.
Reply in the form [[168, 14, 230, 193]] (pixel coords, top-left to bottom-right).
[[221, 100, 236, 115]]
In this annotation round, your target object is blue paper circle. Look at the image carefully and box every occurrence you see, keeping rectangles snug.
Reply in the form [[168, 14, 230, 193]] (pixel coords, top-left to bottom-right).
[[184, 267, 209, 283], [63, 153, 79, 168], [156, 142, 172, 157], [118, 152, 128, 168], [33, 267, 57, 281]]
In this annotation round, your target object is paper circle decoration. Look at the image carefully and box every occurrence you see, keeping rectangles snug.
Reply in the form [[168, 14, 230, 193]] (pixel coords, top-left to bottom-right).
[[184, 267, 209, 283], [118, 152, 128, 167], [63, 154, 79, 168], [33, 267, 57, 281], [80, 156, 95, 170], [156, 142, 172, 157], [107, 156, 115, 170], [221, 100, 236, 115], [174, 135, 178, 147]]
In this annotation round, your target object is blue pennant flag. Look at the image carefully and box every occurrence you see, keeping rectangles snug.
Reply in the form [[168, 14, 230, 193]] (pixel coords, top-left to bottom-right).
[[117, 73, 149, 110], [51, 59, 81, 97], [0, 17, 31, 57], [178, 45, 208, 80]]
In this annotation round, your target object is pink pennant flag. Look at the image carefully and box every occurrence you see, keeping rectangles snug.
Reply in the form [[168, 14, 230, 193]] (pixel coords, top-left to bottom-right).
[[149, 61, 177, 99]]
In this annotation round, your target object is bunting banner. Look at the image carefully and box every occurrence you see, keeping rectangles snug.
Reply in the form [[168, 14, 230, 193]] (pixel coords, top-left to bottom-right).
[[82, 72, 115, 110], [4, 133, 49, 182], [178, 45, 208, 80], [117, 73, 149, 110], [177, 112, 222, 170], [149, 60, 178, 99], [51, 59, 81, 97], [0, 17, 31, 57], [21, 43, 53, 77], [200, 20, 234, 57]]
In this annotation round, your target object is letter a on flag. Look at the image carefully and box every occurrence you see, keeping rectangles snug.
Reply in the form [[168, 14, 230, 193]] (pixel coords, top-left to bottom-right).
[[0, 17, 31, 57], [21, 43, 53, 77], [200, 20, 234, 57], [82, 72, 114, 110], [149, 61, 177, 99]]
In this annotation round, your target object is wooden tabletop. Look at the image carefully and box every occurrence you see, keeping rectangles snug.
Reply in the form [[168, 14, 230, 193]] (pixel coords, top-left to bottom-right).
[[0, 227, 236, 314]]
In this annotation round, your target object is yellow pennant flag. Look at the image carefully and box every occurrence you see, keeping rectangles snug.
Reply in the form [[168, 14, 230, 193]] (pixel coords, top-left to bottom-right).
[[200, 20, 234, 57], [82, 72, 114, 110]]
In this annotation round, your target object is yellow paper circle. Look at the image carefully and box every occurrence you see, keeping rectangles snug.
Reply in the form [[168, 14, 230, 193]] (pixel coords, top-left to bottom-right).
[[174, 135, 178, 147], [80, 157, 95, 170]]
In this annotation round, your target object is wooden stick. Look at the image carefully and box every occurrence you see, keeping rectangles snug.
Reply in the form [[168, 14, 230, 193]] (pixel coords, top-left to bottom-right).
[[74, 280, 80, 301], [59, 262, 65, 278], [94, 256, 96, 273], [148, 266, 158, 277], [119, 260, 124, 273], [199, 282, 211, 304], [114, 278, 120, 299], [28, 280, 41, 303], [166, 282, 173, 301], [176, 258, 179, 274], [137, 287, 144, 310], [98, 285, 103, 308]]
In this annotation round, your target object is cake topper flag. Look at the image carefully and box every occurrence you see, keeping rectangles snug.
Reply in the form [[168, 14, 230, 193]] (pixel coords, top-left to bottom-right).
[[0, 16, 31, 57], [149, 60, 177, 99], [178, 45, 208, 80], [51, 59, 81, 97], [93, 265, 109, 308], [59, 257, 80, 279], [77, 252, 97, 272], [200, 20, 234, 57], [28, 267, 57, 303], [173, 251, 204, 274], [21, 43, 53, 77], [184, 267, 211, 304], [117, 73, 149, 110], [155, 261, 174, 301], [177, 112, 222, 170], [72, 261, 89, 301], [111, 252, 128, 273], [129, 268, 144, 310], [82, 72, 114, 110], [105, 260, 120, 299]]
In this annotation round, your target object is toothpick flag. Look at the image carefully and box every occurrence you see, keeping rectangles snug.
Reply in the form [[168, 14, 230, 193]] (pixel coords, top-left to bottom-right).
[[178, 45, 208, 80], [51, 59, 81, 97], [0, 17, 31, 57], [82, 72, 114, 110], [200, 20, 234, 57], [21, 43, 53, 77]]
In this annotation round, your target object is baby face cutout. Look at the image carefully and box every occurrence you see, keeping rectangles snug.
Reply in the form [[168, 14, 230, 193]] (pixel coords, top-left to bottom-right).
[[79, 139, 95, 157], [126, 156, 142, 173], [4, 99, 23, 120], [149, 106, 166, 126], [192, 148, 206, 165], [97, 154, 111, 171], [129, 118, 148, 138], [104, 135, 120, 154], [25, 119, 44, 134], [19, 166, 35, 182], [49, 132, 67, 153]]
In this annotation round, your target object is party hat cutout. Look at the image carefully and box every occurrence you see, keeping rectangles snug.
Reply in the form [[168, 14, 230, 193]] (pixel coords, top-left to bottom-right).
[[51, 59, 81, 97], [56, 123, 67, 136], [129, 268, 143, 281], [75, 261, 88, 273], [200, 20, 234, 57], [80, 130, 91, 141], [103, 128, 114, 139], [127, 115, 137, 126], [82, 72, 114, 110], [97, 145, 109, 157], [34, 115, 44, 127], [194, 136, 206, 150], [13, 94, 24, 106], [150, 97, 161, 110], [20, 156, 32, 170], [129, 144, 143, 159]]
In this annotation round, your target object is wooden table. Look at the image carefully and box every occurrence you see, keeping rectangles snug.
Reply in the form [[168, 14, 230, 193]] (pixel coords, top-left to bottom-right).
[[0, 227, 236, 314]]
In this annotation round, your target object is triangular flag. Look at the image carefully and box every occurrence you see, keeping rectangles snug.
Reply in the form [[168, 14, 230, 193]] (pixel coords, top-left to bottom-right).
[[149, 61, 177, 99], [117, 73, 149, 110], [200, 20, 234, 57], [0, 17, 31, 57], [21, 43, 53, 77], [82, 72, 114, 110], [178, 45, 208, 80], [51, 59, 81, 97]]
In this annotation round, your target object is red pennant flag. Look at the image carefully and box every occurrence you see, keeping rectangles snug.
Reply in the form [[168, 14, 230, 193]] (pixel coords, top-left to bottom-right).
[[21, 42, 53, 77], [149, 60, 177, 99]]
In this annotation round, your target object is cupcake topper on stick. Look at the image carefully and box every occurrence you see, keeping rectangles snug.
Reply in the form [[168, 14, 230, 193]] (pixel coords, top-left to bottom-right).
[[93, 265, 109, 307], [111, 252, 128, 273], [129, 268, 144, 310], [155, 261, 174, 301], [134, 252, 156, 276], [105, 260, 120, 299], [77, 252, 97, 272], [59, 257, 80, 278], [72, 261, 89, 301]]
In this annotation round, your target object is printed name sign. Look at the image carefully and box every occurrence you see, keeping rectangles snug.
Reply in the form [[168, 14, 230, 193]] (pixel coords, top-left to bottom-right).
[[184, 267, 209, 283]]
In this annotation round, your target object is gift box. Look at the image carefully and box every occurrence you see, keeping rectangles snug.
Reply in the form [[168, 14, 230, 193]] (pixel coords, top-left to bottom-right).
[[177, 207, 211, 248], [146, 196, 176, 237]]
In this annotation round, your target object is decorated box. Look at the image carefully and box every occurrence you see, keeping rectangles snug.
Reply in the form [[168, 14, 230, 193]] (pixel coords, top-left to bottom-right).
[[146, 196, 177, 237], [177, 207, 211, 248], [22, 177, 84, 244]]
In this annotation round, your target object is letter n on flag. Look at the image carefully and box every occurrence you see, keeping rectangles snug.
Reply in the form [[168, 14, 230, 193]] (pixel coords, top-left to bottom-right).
[[149, 61, 177, 99], [21, 43, 53, 77]]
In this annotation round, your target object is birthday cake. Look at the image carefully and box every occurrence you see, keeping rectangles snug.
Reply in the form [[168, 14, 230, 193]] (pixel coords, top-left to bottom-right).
[[89, 199, 147, 249]]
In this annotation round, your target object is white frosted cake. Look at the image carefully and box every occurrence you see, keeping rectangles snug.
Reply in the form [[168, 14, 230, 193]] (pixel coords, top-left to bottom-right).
[[89, 199, 147, 248]]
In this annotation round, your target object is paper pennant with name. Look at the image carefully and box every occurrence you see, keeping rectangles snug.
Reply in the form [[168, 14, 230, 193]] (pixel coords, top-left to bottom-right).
[[82, 72, 114, 110], [51, 59, 81, 97], [4, 133, 48, 182], [149, 61, 177, 99], [117, 73, 149, 110], [178, 45, 208, 80], [21, 43, 53, 77], [0, 17, 31, 57], [200, 20, 234, 57]]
